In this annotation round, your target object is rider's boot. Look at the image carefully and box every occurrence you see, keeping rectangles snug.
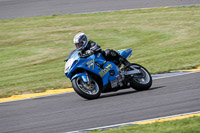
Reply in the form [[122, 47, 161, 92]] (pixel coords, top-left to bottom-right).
[[103, 49, 131, 67], [109, 50, 131, 66], [118, 55, 131, 66]]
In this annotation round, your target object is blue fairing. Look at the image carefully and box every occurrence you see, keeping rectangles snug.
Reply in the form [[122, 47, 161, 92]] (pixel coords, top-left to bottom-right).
[[117, 48, 132, 59], [64, 48, 132, 87], [71, 72, 88, 82]]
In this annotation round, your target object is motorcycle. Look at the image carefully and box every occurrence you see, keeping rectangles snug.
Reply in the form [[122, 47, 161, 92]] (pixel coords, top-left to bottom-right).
[[64, 48, 152, 100]]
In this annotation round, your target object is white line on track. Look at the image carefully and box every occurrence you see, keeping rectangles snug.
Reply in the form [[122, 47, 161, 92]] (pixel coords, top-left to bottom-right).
[[152, 71, 200, 80], [65, 71, 200, 133], [74, 4, 200, 15], [66, 111, 200, 133]]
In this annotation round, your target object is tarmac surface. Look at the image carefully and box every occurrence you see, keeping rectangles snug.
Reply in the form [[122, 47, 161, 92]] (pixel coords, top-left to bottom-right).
[[0, 0, 200, 20], [0, 72, 199, 133], [0, 0, 200, 132]]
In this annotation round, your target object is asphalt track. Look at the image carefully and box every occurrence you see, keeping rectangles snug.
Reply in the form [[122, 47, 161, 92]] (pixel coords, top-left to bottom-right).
[[1, 0, 200, 133], [0, 0, 200, 20], [0, 72, 200, 133]]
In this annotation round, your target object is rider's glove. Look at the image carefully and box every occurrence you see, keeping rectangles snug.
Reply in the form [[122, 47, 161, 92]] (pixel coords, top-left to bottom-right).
[[85, 50, 94, 55], [90, 44, 101, 52], [78, 51, 83, 57]]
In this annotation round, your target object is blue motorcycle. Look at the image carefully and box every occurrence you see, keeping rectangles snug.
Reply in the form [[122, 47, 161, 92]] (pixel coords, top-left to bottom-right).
[[64, 48, 152, 100]]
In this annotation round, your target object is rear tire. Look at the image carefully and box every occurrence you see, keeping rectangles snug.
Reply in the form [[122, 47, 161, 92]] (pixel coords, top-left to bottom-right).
[[128, 64, 152, 91], [72, 77, 101, 100]]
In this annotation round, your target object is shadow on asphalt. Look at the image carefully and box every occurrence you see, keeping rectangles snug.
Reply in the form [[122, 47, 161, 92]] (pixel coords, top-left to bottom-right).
[[150, 86, 165, 90], [99, 86, 165, 99]]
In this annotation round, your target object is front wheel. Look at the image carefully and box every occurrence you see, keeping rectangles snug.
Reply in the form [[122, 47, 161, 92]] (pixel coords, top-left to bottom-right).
[[72, 77, 101, 100], [128, 63, 152, 91]]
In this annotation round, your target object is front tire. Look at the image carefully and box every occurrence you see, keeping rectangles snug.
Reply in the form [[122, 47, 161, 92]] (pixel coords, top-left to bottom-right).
[[72, 77, 101, 100], [128, 64, 152, 91]]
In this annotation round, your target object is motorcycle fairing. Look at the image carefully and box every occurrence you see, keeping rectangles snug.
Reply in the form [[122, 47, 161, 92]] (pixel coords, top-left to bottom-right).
[[65, 52, 120, 86], [71, 72, 88, 82], [117, 48, 132, 59]]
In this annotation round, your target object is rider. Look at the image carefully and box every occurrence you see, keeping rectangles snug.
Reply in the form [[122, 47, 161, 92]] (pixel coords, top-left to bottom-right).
[[68, 32, 130, 66]]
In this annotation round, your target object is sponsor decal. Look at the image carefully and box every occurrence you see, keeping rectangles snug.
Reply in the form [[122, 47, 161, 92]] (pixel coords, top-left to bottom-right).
[[86, 60, 93, 68], [87, 60, 93, 65], [93, 59, 95, 70], [88, 63, 93, 68], [97, 53, 101, 58], [86, 60, 95, 69], [125, 48, 131, 53], [99, 63, 113, 77]]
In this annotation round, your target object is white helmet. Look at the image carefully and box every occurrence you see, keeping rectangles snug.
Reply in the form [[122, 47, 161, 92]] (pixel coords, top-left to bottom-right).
[[73, 32, 88, 50]]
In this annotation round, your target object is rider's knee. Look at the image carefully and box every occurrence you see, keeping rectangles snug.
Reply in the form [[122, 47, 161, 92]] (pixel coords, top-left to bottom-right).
[[104, 49, 118, 57]]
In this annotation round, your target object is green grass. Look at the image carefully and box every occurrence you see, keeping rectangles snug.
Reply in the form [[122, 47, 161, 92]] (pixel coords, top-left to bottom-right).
[[90, 116, 200, 133], [0, 6, 200, 97]]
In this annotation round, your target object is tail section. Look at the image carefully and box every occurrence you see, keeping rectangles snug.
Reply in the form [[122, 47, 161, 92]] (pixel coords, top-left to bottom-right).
[[116, 48, 132, 59]]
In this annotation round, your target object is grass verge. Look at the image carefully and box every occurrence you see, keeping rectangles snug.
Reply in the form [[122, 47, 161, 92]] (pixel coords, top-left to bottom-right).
[[90, 116, 200, 133], [0, 6, 200, 97]]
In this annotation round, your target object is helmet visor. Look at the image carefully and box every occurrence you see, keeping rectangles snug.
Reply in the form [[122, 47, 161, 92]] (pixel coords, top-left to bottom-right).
[[75, 42, 83, 49]]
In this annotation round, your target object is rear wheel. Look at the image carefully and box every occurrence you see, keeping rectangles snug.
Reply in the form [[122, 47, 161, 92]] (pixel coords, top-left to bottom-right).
[[72, 77, 101, 100], [127, 64, 152, 91]]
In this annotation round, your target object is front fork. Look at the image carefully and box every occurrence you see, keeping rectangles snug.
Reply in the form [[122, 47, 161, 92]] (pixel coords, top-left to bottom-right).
[[85, 71, 91, 85]]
